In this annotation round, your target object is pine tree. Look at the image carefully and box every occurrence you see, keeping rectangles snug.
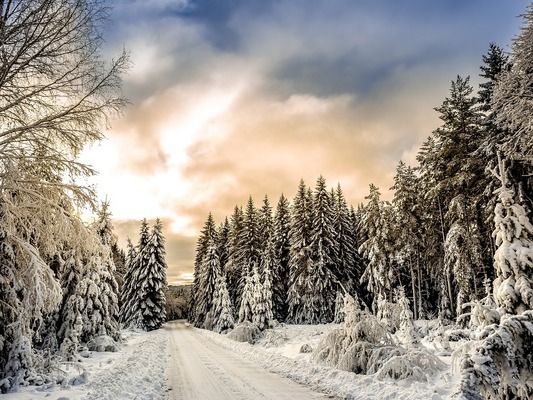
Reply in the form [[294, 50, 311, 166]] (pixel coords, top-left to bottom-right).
[[492, 158, 533, 314], [191, 214, 217, 327], [217, 218, 230, 272], [444, 195, 484, 320], [258, 195, 274, 260], [121, 219, 150, 328], [391, 162, 424, 319], [272, 194, 291, 321], [308, 176, 337, 322], [197, 238, 220, 330], [333, 184, 359, 292], [493, 5, 533, 159], [251, 266, 269, 330], [287, 180, 314, 322], [212, 272, 235, 333], [359, 184, 394, 310], [137, 219, 167, 331], [238, 198, 261, 304], [93, 202, 120, 339], [120, 239, 136, 312], [238, 273, 254, 323], [225, 207, 246, 311]]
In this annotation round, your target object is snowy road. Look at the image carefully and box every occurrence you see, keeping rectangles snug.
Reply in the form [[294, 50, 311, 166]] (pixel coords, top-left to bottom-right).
[[165, 320, 330, 399]]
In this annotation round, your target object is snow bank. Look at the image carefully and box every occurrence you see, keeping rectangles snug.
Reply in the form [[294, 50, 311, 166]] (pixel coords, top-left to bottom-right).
[[197, 324, 456, 400], [1, 329, 169, 400]]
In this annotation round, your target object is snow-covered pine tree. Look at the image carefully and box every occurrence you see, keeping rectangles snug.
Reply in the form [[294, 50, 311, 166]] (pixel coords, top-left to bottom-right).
[[251, 265, 270, 330], [225, 206, 246, 311], [333, 184, 359, 293], [258, 195, 274, 263], [93, 202, 120, 339], [444, 195, 484, 320], [359, 184, 394, 311], [197, 238, 221, 330], [493, 5, 533, 160], [137, 219, 167, 331], [217, 218, 230, 273], [119, 239, 136, 311], [256, 240, 275, 329], [395, 286, 417, 345], [191, 213, 217, 327], [287, 180, 314, 323], [121, 219, 150, 328], [238, 270, 255, 323], [57, 250, 84, 359], [307, 176, 337, 323], [242, 197, 261, 272], [212, 271, 235, 333], [492, 157, 533, 314], [391, 161, 424, 319], [272, 194, 291, 321]]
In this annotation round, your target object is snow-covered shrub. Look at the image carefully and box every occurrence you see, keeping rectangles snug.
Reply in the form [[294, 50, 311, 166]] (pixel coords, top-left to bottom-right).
[[374, 349, 446, 382], [395, 287, 419, 345], [227, 321, 260, 344], [261, 330, 288, 348], [376, 294, 401, 333], [87, 336, 119, 353], [453, 311, 533, 400]]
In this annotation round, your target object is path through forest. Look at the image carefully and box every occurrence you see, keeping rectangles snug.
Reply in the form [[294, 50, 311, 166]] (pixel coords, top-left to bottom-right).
[[165, 320, 330, 399]]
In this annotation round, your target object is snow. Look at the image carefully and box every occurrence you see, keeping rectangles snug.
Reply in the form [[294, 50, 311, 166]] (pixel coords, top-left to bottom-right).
[[1, 329, 168, 400], [199, 322, 459, 400]]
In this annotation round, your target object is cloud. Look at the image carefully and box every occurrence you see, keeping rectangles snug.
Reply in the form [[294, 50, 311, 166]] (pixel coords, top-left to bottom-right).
[[85, 0, 527, 285]]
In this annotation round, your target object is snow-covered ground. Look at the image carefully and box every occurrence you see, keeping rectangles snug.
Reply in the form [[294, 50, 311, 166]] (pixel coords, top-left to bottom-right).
[[2, 319, 466, 400], [199, 321, 460, 400], [2, 329, 169, 400]]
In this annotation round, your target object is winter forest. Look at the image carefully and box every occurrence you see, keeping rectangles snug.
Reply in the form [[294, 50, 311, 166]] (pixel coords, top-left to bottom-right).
[[191, 7, 533, 400], [1, 0, 533, 399]]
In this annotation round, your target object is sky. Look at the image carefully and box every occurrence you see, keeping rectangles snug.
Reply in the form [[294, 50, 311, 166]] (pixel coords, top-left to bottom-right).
[[81, 0, 529, 285]]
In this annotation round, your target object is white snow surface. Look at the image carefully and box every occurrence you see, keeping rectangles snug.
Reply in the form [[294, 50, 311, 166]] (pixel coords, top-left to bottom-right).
[[198, 322, 459, 400], [2, 329, 169, 400], [2, 320, 463, 400]]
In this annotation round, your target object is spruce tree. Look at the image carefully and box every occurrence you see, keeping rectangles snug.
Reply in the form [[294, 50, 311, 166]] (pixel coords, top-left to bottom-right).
[[119, 239, 136, 320], [191, 214, 217, 327], [212, 271, 235, 333], [287, 180, 314, 322], [492, 158, 533, 314], [258, 195, 274, 260], [333, 184, 359, 292], [93, 203, 120, 339], [238, 272, 254, 323], [217, 218, 230, 272], [225, 206, 246, 311], [272, 194, 291, 321], [137, 219, 167, 331], [359, 184, 393, 310], [238, 198, 260, 304], [121, 219, 150, 328], [197, 238, 220, 330]]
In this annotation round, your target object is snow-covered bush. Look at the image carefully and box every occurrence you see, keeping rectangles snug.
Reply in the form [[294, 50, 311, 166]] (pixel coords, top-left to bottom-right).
[[261, 330, 288, 348], [227, 321, 260, 344], [454, 311, 533, 400], [87, 336, 119, 353], [314, 294, 443, 381]]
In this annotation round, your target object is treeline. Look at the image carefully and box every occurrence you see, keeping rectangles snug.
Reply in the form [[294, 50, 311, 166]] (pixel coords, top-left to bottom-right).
[[191, 8, 533, 329]]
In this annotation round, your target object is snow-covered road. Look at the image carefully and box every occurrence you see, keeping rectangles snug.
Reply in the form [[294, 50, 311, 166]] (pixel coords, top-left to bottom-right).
[[165, 320, 329, 399]]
